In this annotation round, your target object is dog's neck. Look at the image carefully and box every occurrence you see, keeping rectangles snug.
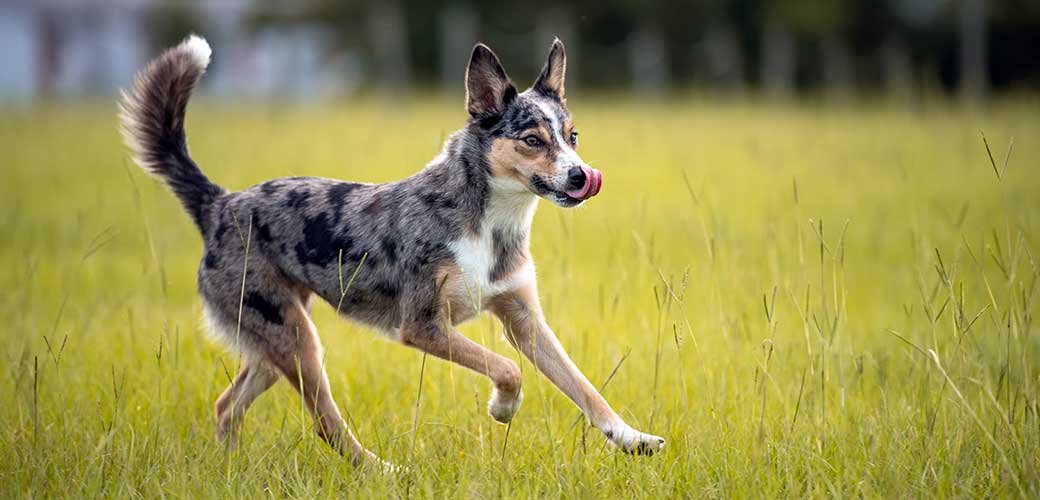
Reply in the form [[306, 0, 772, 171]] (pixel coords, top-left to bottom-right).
[[485, 176, 538, 237], [417, 128, 538, 237]]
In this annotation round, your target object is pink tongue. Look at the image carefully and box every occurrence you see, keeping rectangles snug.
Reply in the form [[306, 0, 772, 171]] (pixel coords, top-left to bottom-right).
[[566, 166, 603, 200]]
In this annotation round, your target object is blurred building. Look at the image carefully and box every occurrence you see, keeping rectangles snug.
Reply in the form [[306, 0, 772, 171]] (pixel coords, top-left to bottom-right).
[[1, 0, 359, 103], [1, 0, 1038, 103]]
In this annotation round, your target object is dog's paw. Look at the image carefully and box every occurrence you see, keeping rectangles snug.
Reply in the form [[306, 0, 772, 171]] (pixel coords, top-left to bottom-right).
[[603, 424, 665, 456], [379, 460, 409, 476], [487, 387, 523, 424]]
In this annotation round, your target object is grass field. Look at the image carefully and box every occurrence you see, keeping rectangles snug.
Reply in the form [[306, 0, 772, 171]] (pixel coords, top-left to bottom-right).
[[2, 95, 1040, 498]]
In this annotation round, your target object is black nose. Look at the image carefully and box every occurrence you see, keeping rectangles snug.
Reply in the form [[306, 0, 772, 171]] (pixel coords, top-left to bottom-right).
[[567, 166, 586, 190]]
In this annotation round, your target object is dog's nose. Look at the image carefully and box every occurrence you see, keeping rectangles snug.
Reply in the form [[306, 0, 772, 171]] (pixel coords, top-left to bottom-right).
[[567, 166, 586, 190]]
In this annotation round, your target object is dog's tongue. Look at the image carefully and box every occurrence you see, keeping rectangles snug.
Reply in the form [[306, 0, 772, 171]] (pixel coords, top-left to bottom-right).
[[566, 166, 603, 200]]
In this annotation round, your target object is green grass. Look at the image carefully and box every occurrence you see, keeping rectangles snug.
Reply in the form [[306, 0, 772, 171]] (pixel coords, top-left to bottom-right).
[[2, 95, 1039, 498]]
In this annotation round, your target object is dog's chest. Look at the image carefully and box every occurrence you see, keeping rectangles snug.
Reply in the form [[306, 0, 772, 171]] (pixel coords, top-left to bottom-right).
[[447, 230, 530, 298], [444, 191, 537, 307]]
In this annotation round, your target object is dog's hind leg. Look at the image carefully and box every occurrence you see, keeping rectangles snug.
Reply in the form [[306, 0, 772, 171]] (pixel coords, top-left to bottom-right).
[[265, 304, 388, 469], [214, 354, 280, 446], [200, 267, 390, 468]]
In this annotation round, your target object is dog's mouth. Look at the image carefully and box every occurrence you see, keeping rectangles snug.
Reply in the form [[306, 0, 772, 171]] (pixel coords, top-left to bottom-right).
[[531, 167, 604, 208], [549, 192, 584, 207], [565, 165, 603, 201]]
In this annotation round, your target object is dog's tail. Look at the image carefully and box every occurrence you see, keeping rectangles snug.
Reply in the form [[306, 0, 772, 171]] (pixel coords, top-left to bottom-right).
[[119, 35, 225, 232]]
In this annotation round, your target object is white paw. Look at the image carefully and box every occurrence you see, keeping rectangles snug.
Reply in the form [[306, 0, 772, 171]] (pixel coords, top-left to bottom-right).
[[602, 423, 665, 456], [380, 460, 409, 475], [487, 387, 523, 424]]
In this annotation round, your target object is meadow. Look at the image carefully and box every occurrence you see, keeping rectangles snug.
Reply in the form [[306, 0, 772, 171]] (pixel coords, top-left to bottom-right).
[[2, 95, 1039, 498]]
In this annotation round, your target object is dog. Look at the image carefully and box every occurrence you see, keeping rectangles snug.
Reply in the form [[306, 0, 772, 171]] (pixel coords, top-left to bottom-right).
[[119, 35, 664, 467]]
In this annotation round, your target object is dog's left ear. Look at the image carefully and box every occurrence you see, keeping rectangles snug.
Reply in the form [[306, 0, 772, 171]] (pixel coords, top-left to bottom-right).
[[533, 38, 566, 99]]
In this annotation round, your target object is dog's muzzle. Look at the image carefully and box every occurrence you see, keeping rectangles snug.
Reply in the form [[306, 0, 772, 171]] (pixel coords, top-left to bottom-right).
[[565, 165, 603, 200]]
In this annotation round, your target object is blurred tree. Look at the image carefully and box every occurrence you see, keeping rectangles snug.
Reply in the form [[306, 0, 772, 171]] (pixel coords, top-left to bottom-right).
[[767, 0, 851, 38], [237, 0, 1040, 96], [368, 0, 411, 92], [533, 7, 578, 90], [988, 0, 1040, 88], [439, 3, 478, 93], [764, 0, 855, 95], [958, 0, 986, 102]]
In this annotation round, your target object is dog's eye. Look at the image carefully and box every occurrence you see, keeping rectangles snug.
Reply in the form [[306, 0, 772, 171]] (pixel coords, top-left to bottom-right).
[[569, 131, 579, 146], [523, 136, 544, 147]]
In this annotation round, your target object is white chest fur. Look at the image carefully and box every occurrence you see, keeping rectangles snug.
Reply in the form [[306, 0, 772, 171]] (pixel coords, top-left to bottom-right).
[[446, 182, 538, 303]]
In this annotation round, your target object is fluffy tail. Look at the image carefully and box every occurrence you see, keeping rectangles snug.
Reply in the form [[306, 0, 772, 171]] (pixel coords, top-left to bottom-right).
[[119, 35, 224, 232]]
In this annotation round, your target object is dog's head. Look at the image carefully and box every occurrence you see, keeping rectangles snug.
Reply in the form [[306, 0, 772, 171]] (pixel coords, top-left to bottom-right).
[[466, 39, 602, 208]]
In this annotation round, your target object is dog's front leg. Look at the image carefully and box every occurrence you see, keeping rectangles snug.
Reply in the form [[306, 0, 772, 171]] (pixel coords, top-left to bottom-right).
[[398, 315, 524, 424], [489, 282, 665, 455]]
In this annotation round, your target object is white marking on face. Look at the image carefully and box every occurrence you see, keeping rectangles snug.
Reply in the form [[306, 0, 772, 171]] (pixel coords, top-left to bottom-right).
[[533, 99, 583, 169]]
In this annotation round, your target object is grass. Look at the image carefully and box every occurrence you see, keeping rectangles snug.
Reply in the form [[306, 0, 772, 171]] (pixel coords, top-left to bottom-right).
[[1, 94, 1039, 498]]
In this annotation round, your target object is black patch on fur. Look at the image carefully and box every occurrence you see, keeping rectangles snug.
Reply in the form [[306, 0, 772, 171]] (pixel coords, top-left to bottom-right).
[[417, 304, 437, 321], [490, 228, 526, 282], [488, 102, 540, 138], [478, 114, 502, 129], [245, 292, 283, 324], [502, 86, 517, 106], [420, 191, 442, 208], [373, 281, 400, 298], [285, 190, 308, 209], [213, 219, 230, 245], [255, 218, 274, 243], [362, 195, 383, 215], [203, 251, 220, 269], [534, 86, 565, 104], [380, 236, 398, 264], [360, 251, 380, 269], [294, 212, 351, 267], [451, 137, 493, 234], [530, 174, 551, 195], [260, 180, 281, 195], [346, 250, 369, 264], [406, 238, 448, 274], [327, 182, 360, 221], [415, 189, 459, 211], [461, 157, 475, 182]]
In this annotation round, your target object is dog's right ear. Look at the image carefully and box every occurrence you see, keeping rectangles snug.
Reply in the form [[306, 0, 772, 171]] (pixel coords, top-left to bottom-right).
[[465, 44, 516, 118]]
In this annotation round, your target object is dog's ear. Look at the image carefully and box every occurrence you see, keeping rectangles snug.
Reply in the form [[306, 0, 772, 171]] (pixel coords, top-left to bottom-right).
[[533, 38, 566, 99], [466, 44, 516, 118]]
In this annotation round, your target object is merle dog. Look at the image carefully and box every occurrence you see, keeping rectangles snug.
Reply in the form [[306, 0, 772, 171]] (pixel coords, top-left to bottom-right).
[[120, 35, 664, 468]]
